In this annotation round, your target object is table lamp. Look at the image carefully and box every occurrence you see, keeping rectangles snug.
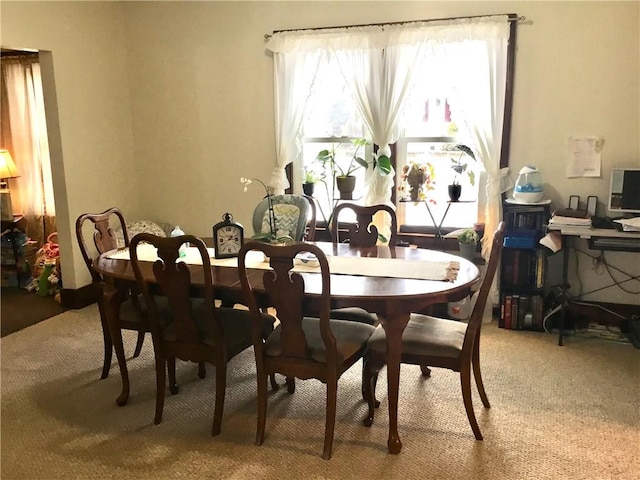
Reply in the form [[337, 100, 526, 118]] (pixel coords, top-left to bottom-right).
[[0, 149, 21, 222]]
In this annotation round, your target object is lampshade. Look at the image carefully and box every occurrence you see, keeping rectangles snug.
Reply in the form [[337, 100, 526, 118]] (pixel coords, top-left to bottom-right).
[[0, 149, 20, 222], [0, 149, 20, 180]]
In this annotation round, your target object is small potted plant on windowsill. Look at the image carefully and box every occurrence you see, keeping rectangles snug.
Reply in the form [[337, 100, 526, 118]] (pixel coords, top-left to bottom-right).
[[302, 167, 322, 196], [457, 228, 479, 261], [448, 144, 476, 202]]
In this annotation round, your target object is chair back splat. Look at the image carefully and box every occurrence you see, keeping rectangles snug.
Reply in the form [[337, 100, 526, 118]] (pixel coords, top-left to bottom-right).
[[328, 202, 397, 325], [238, 241, 375, 459], [330, 202, 398, 247], [76, 207, 128, 284]]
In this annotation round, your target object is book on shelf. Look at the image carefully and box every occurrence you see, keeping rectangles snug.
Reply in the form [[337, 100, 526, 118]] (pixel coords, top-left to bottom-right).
[[504, 295, 512, 329], [499, 293, 545, 331], [510, 294, 519, 329], [517, 295, 528, 329], [535, 249, 545, 288]]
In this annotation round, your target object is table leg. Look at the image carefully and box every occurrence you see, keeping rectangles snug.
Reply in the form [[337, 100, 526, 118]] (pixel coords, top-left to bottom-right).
[[102, 283, 130, 406], [559, 235, 569, 346], [380, 312, 411, 454]]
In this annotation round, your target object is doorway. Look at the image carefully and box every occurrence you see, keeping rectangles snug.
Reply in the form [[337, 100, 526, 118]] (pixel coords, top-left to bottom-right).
[[1, 48, 64, 328]]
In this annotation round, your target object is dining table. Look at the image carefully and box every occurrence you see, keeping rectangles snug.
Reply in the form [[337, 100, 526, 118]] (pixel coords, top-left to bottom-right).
[[93, 240, 480, 454]]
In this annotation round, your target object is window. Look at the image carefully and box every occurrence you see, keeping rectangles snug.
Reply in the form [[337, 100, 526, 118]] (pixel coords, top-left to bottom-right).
[[301, 55, 370, 223], [270, 15, 515, 246], [299, 53, 481, 230]]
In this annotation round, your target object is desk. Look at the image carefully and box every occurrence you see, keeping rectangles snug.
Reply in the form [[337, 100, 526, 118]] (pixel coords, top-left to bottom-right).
[[94, 241, 479, 454], [547, 225, 640, 345]]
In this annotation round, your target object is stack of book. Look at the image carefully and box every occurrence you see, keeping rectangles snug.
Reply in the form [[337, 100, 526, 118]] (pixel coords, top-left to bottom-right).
[[548, 208, 591, 227]]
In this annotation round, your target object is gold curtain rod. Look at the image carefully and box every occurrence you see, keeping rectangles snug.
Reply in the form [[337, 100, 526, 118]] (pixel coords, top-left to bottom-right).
[[264, 14, 525, 40]]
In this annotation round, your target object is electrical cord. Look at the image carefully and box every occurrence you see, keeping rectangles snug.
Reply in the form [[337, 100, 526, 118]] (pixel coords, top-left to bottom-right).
[[572, 247, 640, 299]]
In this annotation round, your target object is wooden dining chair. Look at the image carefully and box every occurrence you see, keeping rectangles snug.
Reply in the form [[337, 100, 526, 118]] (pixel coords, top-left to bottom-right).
[[238, 241, 375, 459], [129, 233, 276, 436], [330, 202, 398, 247], [75, 207, 147, 379], [328, 202, 399, 326], [362, 221, 506, 440]]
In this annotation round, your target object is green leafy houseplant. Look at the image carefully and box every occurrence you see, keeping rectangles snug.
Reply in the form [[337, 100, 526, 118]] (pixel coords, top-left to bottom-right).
[[457, 228, 479, 245], [303, 167, 319, 184], [314, 138, 392, 202], [314, 138, 392, 179]]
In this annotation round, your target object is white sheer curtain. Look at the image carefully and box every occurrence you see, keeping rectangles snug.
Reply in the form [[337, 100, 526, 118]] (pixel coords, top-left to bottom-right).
[[268, 44, 322, 194], [331, 31, 428, 239], [436, 17, 512, 258], [332, 37, 428, 206], [0, 56, 55, 244], [435, 17, 511, 305]]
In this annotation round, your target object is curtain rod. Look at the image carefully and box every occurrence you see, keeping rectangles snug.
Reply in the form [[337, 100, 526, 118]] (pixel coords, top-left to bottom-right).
[[264, 13, 525, 40]]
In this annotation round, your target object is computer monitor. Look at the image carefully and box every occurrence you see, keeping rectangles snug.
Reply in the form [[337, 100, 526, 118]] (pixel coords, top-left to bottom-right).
[[608, 168, 640, 214]]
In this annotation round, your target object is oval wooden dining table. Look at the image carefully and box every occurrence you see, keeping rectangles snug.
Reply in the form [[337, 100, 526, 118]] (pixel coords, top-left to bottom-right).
[[93, 240, 480, 454]]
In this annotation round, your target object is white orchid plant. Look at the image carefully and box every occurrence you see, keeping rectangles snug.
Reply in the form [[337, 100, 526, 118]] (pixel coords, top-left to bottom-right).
[[240, 177, 293, 244]]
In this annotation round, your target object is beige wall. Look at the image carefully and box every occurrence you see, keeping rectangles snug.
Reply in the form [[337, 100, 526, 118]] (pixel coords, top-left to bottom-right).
[[2, 1, 638, 305], [1, 1, 140, 289]]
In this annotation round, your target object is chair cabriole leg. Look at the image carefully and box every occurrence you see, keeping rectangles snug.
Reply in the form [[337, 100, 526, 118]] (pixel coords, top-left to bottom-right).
[[322, 378, 338, 460], [154, 356, 166, 425], [132, 331, 145, 358], [256, 371, 268, 445], [460, 364, 482, 440], [472, 339, 490, 408], [211, 363, 226, 436], [168, 357, 179, 394]]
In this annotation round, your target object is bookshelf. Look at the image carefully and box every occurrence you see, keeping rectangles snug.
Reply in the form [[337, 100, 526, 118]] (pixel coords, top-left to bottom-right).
[[499, 201, 551, 331]]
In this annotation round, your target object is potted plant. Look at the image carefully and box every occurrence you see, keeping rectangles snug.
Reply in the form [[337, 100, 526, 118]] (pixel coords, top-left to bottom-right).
[[398, 161, 436, 203], [315, 138, 391, 200], [457, 228, 479, 261], [302, 166, 321, 196], [448, 144, 476, 202]]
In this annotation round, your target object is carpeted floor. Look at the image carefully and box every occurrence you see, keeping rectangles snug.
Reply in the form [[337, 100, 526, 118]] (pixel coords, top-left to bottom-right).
[[1, 305, 638, 479]]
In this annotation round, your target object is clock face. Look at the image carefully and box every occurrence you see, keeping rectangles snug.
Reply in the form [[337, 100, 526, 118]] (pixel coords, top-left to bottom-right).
[[217, 225, 242, 254], [213, 218, 244, 259]]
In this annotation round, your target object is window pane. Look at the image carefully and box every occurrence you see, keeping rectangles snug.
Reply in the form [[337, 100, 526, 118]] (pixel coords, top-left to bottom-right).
[[399, 141, 479, 229], [302, 57, 364, 138], [302, 140, 370, 223]]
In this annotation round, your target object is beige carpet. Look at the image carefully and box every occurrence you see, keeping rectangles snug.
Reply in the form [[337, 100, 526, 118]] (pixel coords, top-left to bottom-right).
[[1, 305, 638, 479]]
